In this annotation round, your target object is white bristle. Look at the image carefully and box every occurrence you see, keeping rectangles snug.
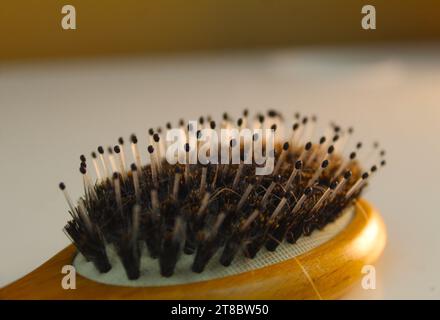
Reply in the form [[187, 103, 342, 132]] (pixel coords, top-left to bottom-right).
[[346, 173, 369, 199], [310, 187, 332, 213], [99, 152, 110, 179], [240, 209, 260, 232], [291, 191, 308, 214], [151, 189, 159, 212], [113, 173, 123, 215], [261, 182, 276, 206], [236, 184, 253, 211], [132, 168, 141, 203], [273, 145, 288, 175], [200, 166, 208, 195], [285, 160, 302, 190], [130, 138, 142, 171], [91, 156, 102, 181], [210, 212, 226, 239], [118, 142, 128, 177], [148, 146, 159, 188], [60, 184, 76, 216], [82, 171, 97, 201], [173, 171, 181, 200], [78, 200, 93, 234], [197, 192, 210, 216], [270, 197, 287, 220], [307, 160, 329, 187], [108, 152, 118, 174], [232, 163, 244, 189], [131, 204, 141, 244]]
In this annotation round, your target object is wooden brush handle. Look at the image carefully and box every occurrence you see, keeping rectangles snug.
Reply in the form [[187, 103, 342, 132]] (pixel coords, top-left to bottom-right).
[[1, 199, 386, 300]]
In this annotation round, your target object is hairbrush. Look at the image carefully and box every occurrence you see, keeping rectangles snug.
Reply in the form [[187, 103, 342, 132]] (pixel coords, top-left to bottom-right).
[[1, 109, 386, 299]]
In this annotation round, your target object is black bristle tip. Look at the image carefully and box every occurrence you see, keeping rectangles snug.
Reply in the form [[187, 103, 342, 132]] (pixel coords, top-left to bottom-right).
[[131, 163, 137, 171], [114, 145, 121, 153], [91, 152, 97, 159], [118, 137, 124, 145], [267, 109, 277, 117], [292, 123, 299, 131], [97, 146, 104, 154], [362, 172, 369, 179], [59, 182, 66, 190], [148, 145, 154, 153], [153, 133, 160, 142], [302, 117, 308, 125], [130, 134, 138, 144], [80, 155, 86, 162], [149, 128, 154, 136], [80, 167, 86, 175], [295, 160, 302, 169], [283, 142, 289, 150]]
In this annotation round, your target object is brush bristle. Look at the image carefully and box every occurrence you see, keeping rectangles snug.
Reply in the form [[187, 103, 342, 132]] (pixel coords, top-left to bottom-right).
[[61, 110, 385, 280]]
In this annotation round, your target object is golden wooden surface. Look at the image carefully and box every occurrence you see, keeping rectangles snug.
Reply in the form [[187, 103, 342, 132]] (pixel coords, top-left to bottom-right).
[[1, 199, 386, 300]]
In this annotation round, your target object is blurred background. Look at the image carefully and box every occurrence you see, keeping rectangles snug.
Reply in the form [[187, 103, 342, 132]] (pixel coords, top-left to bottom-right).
[[1, 0, 440, 61], [1, 1, 440, 299]]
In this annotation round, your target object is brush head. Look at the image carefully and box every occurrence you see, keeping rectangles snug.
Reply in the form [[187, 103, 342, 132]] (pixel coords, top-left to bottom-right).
[[61, 109, 385, 281]]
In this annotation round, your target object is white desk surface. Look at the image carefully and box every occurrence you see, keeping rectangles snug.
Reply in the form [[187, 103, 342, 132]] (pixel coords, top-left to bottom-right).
[[1, 45, 440, 299]]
